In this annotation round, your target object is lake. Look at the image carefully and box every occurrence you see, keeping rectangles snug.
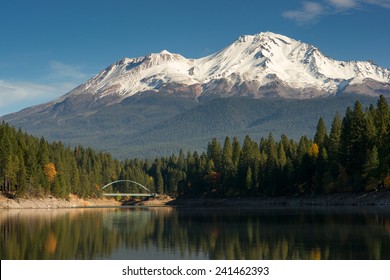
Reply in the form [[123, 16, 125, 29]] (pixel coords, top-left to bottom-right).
[[1, 206, 390, 260]]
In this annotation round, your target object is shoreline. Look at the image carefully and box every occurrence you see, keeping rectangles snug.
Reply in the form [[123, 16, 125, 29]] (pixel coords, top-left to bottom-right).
[[0, 194, 122, 209], [168, 190, 390, 208], [1, 190, 390, 209]]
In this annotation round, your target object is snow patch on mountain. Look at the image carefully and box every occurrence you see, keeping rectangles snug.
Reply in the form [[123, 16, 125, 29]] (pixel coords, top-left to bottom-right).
[[65, 32, 390, 101]]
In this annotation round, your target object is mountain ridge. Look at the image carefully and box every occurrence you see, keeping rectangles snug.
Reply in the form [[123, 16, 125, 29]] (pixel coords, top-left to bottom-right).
[[39, 31, 390, 113], [2, 32, 390, 158], [59, 32, 390, 101], [4, 31, 389, 121]]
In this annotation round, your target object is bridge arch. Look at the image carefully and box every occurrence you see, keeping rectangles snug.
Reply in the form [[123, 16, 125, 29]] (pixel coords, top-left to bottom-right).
[[101, 180, 156, 197], [101, 180, 151, 192]]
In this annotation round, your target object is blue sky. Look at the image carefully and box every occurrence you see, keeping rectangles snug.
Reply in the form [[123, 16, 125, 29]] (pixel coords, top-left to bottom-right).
[[1, 0, 389, 116]]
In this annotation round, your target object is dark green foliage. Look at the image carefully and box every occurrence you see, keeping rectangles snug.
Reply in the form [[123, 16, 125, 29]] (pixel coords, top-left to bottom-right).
[[167, 96, 389, 197], [0, 122, 124, 198], [314, 117, 328, 148], [1, 96, 389, 199]]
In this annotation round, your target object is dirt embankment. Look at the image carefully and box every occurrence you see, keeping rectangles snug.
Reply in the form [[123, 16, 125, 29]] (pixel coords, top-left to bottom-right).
[[0, 194, 175, 209], [0, 194, 122, 209]]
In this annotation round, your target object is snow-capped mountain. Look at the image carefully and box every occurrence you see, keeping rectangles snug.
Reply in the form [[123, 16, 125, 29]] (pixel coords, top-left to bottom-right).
[[63, 31, 390, 105], [3, 32, 388, 158]]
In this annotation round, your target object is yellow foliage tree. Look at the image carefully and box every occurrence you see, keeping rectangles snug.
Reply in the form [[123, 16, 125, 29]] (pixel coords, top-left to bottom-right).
[[44, 162, 57, 183], [308, 143, 319, 158]]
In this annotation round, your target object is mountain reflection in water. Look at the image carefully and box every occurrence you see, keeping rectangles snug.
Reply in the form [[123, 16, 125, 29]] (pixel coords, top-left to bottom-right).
[[1, 207, 390, 260]]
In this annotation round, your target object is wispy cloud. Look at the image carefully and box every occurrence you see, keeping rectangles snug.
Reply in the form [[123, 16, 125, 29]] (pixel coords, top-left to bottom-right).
[[0, 80, 55, 102], [326, 0, 359, 9], [0, 61, 90, 116], [48, 61, 89, 80], [364, 0, 390, 8], [283, 2, 326, 25], [0, 80, 55, 116], [284, 0, 390, 25]]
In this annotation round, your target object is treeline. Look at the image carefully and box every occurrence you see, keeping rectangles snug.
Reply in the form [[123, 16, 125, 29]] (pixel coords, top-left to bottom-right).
[[0, 124, 124, 198], [0, 95, 389, 198], [148, 95, 389, 197]]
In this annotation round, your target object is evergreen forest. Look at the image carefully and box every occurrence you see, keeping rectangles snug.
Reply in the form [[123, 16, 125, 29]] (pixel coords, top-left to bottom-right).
[[0, 96, 389, 199]]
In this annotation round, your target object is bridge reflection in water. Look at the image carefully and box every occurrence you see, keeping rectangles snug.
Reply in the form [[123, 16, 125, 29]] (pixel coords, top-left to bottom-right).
[[101, 180, 156, 197]]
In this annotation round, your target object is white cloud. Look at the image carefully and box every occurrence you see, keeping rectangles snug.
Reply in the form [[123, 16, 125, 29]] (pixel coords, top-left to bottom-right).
[[283, 2, 325, 25], [326, 0, 359, 9], [284, 0, 390, 25], [0, 79, 77, 117], [0, 60, 92, 116]]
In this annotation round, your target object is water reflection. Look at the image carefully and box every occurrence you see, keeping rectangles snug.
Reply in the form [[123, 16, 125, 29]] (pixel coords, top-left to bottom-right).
[[1, 207, 390, 260]]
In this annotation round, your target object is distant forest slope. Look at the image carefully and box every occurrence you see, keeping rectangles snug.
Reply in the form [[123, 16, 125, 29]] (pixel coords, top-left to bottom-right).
[[2, 93, 383, 159]]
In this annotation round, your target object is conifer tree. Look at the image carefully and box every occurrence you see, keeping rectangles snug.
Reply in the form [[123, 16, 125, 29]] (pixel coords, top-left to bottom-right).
[[314, 117, 328, 148], [232, 137, 241, 167], [328, 113, 342, 161], [221, 137, 234, 192], [177, 149, 186, 171], [245, 167, 253, 193], [207, 138, 222, 170], [374, 95, 389, 179], [277, 142, 287, 167], [364, 146, 380, 185], [155, 166, 164, 194]]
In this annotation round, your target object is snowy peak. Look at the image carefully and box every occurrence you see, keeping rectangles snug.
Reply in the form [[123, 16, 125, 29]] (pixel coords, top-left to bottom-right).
[[65, 32, 390, 103]]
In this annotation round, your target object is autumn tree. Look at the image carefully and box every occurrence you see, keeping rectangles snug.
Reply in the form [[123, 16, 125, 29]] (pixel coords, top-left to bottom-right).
[[43, 163, 57, 184]]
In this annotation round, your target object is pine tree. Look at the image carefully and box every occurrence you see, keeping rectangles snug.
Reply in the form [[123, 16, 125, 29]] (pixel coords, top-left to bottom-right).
[[314, 117, 328, 148], [339, 101, 375, 191], [221, 137, 234, 193], [177, 148, 186, 171], [328, 113, 342, 161], [314, 147, 328, 193], [155, 166, 164, 194], [232, 137, 241, 168], [374, 95, 389, 145], [373, 95, 390, 180], [70, 156, 81, 196], [245, 167, 253, 193], [364, 146, 379, 183], [266, 133, 277, 165], [0, 132, 11, 192], [277, 142, 287, 167], [238, 136, 260, 194], [340, 107, 353, 175], [207, 138, 222, 170]]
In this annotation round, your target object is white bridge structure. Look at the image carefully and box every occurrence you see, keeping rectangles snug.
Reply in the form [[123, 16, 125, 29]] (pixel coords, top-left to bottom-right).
[[101, 180, 156, 197]]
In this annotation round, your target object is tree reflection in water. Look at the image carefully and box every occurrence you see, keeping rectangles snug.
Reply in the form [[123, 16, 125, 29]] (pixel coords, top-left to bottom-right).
[[1, 207, 390, 260]]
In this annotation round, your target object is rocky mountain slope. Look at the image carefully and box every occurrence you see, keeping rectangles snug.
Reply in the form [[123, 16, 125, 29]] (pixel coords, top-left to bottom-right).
[[53, 32, 390, 109], [2, 32, 389, 158]]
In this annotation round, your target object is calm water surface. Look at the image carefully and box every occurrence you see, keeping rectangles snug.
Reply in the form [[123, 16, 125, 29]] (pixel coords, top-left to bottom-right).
[[1, 206, 390, 260]]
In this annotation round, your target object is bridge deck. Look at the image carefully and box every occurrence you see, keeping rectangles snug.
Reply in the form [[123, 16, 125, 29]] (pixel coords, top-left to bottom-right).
[[102, 193, 155, 197]]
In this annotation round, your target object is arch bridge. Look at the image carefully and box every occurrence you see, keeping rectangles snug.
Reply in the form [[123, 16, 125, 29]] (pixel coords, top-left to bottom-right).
[[101, 180, 156, 197]]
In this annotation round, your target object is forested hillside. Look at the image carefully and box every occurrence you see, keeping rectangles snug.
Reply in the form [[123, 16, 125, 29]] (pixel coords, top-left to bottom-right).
[[3, 94, 379, 159], [0, 124, 123, 198], [0, 96, 389, 199], [150, 96, 389, 197]]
